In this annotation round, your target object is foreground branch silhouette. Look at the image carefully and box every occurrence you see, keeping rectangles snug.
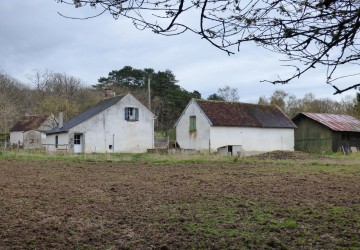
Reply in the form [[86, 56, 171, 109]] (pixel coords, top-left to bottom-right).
[[57, 0, 360, 94]]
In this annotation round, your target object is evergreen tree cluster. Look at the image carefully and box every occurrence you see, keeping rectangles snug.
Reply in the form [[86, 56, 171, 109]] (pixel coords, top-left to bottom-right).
[[94, 66, 201, 129]]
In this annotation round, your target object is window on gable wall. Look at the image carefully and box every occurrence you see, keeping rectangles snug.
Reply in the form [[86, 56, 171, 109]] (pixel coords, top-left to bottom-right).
[[125, 107, 139, 121], [189, 116, 196, 131]]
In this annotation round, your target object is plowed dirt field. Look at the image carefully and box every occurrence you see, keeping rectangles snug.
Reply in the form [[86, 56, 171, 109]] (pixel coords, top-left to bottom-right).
[[0, 155, 359, 249]]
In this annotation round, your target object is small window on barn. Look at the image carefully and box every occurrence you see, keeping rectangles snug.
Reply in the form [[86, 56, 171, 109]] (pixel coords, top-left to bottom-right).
[[30, 139, 34, 144], [125, 107, 139, 121], [189, 116, 196, 131], [55, 136, 58, 149], [74, 134, 81, 145]]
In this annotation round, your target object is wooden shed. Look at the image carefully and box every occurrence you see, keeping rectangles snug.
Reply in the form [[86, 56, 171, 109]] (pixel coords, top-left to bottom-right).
[[292, 112, 360, 153]]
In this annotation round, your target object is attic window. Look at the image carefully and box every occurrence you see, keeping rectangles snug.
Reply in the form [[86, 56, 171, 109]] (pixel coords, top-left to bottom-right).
[[125, 107, 139, 121], [189, 116, 196, 131]]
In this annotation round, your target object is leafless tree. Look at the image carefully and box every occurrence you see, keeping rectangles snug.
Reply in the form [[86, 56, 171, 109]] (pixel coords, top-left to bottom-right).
[[270, 89, 288, 111], [260, 89, 357, 117], [218, 85, 239, 102], [27, 69, 53, 92], [27, 70, 85, 98], [258, 96, 269, 105], [57, 0, 360, 94], [0, 93, 18, 149], [0, 73, 33, 114]]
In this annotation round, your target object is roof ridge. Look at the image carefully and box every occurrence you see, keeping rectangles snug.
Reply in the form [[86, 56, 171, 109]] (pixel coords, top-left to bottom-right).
[[302, 112, 355, 117], [196, 99, 277, 107]]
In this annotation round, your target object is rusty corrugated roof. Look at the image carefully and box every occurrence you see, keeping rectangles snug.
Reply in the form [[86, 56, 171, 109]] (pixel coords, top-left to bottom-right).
[[195, 100, 296, 128], [293, 112, 360, 132], [10, 115, 49, 132]]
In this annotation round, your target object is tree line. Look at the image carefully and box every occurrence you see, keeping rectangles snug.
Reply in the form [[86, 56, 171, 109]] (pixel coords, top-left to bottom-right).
[[1, 66, 360, 142], [257, 90, 359, 119], [0, 66, 200, 140], [207, 86, 360, 120], [0, 71, 102, 140]]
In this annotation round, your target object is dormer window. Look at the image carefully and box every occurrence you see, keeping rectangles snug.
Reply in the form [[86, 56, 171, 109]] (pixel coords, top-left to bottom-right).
[[125, 107, 139, 121]]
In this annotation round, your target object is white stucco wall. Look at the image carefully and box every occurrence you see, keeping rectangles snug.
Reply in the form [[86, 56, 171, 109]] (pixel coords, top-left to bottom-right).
[[176, 100, 295, 155], [78, 94, 153, 153], [47, 94, 154, 154], [41, 133, 46, 146], [10, 131, 24, 145], [175, 101, 211, 151], [23, 130, 43, 148], [210, 127, 295, 155], [46, 133, 69, 152]]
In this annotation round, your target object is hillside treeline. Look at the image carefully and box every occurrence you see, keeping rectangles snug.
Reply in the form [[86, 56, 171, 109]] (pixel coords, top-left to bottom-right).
[[0, 67, 200, 137], [1, 67, 360, 139], [257, 90, 360, 119]]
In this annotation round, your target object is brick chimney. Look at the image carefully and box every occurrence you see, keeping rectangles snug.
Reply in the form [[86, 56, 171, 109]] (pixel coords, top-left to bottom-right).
[[104, 88, 115, 98]]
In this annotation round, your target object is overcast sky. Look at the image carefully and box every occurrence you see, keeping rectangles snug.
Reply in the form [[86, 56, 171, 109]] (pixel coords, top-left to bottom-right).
[[0, 0, 357, 102]]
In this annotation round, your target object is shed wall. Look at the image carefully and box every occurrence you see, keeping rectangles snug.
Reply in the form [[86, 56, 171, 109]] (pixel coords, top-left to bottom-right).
[[175, 101, 211, 151], [210, 127, 294, 155], [23, 130, 43, 149], [10, 131, 23, 145], [294, 117, 334, 153], [46, 133, 69, 152], [332, 131, 360, 153]]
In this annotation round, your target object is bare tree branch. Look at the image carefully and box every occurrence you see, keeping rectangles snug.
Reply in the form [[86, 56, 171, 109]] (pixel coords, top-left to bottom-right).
[[56, 0, 360, 94]]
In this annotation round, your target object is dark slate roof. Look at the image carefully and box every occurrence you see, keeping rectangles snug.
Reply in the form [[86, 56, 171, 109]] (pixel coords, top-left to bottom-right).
[[47, 95, 125, 134], [195, 100, 296, 128], [10, 115, 49, 132], [292, 112, 360, 132]]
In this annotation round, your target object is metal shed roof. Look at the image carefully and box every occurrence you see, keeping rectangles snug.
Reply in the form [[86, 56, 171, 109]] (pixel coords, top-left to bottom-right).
[[293, 112, 360, 132]]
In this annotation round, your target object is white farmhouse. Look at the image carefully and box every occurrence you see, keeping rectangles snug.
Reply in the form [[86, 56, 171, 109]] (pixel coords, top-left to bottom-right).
[[46, 93, 154, 153], [10, 115, 57, 149], [175, 99, 296, 156]]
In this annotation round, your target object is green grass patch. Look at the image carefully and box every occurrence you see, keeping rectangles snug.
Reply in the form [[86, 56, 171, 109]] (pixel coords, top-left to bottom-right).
[[0, 150, 241, 165], [160, 196, 360, 249]]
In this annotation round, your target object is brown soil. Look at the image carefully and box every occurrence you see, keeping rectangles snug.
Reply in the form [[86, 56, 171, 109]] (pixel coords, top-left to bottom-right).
[[0, 158, 359, 249], [254, 150, 330, 160]]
